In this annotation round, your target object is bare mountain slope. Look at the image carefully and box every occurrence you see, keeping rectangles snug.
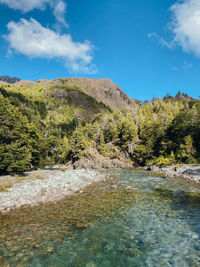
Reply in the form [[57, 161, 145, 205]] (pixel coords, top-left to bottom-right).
[[44, 77, 137, 110], [4, 77, 140, 112]]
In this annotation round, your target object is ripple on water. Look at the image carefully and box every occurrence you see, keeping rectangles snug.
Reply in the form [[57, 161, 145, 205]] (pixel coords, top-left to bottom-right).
[[0, 169, 200, 266]]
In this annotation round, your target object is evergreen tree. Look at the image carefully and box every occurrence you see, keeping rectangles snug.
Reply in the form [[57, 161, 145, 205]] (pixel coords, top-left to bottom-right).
[[0, 95, 32, 173]]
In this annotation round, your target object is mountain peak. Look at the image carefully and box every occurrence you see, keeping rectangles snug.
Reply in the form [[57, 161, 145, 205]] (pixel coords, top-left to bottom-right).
[[0, 75, 21, 84]]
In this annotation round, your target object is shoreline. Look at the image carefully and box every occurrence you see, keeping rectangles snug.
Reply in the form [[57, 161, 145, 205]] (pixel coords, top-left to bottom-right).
[[0, 169, 106, 213], [1, 164, 200, 214], [144, 164, 200, 183]]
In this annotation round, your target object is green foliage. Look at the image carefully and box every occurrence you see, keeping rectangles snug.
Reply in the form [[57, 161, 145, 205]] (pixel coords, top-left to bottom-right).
[[177, 135, 197, 163], [147, 152, 176, 167], [132, 145, 148, 166], [115, 113, 138, 150], [136, 96, 200, 166], [96, 111, 138, 152], [99, 131, 108, 156], [59, 136, 71, 163], [69, 122, 90, 160], [0, 82, 200, 174], [0, 94, 32, 173]]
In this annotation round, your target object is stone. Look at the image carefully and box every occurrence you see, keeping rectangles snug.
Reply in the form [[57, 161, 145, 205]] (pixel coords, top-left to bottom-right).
[[192, 235, 198, 239]]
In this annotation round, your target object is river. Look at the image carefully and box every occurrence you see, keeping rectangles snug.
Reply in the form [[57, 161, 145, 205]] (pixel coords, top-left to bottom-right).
[[0, 169, 200, 266]]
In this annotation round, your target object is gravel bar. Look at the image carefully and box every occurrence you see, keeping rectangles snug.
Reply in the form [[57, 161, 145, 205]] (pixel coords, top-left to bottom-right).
[[0, 169, 105, 213]]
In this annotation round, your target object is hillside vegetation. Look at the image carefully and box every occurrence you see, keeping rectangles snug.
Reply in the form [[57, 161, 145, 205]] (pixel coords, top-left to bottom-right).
[[0, 78, 200, 173]]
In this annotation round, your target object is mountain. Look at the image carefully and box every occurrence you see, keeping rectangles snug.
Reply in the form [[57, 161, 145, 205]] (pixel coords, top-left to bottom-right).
[[0, 75, 21, 84], [51, 77, 141, 109], [0, 77, 138, 173], [0, 77, 199, 173], [12, 77, 139, 110], [0, 77, 140, 121]]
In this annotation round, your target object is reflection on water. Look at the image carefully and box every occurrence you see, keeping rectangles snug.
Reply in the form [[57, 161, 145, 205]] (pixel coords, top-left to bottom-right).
[[0, 169, 200, 266]]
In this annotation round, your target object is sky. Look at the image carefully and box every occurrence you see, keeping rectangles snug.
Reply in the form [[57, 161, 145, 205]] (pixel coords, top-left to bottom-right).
[[0, 0, 200, 101]]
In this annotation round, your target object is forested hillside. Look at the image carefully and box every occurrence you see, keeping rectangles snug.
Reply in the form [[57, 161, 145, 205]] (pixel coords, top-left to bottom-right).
[[0, 78, 199, 174]]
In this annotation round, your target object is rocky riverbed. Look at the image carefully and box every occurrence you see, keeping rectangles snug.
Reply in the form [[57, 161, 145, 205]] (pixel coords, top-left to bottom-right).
[[0, 169, 105, 213], [1, 164, 200, 214], [148, 165, 200, 183]]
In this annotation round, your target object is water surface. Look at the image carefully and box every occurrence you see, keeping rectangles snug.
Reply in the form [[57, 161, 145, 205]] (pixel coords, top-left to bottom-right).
[[0, 169, 200, 266]]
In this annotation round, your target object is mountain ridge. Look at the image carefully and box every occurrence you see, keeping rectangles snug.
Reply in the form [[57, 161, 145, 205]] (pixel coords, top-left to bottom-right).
[[0, 75, 21, 84], [7, 77, 140, 110]]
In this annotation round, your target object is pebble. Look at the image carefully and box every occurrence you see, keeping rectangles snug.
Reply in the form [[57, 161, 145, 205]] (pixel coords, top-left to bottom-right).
[[192, 235, 198, 239], [126, 186, 132, 189], [47, 247, 54, 253], [0, 169, 105, 213]]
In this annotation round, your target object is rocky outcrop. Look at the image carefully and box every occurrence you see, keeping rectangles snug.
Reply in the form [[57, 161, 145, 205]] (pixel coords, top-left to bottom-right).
[[147, 165, 200, 183], [65, 148, 133, 170]]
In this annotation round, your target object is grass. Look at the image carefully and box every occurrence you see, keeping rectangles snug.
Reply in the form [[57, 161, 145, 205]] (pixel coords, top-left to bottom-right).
[[0, 181, 14, 192], [15, 175, 25, 182], [59, 167, 67, 172], [105, 90, 112, 97], [34, 174, 46, 180]]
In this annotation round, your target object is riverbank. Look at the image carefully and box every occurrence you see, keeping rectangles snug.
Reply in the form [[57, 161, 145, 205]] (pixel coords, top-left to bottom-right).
[[1, 164, 200, 213], [0, 169, 105, 213], [146, 164, 200, 183]]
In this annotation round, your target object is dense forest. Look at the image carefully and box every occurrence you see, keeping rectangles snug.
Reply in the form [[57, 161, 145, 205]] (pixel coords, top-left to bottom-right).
[[0, 78, 200, 174]]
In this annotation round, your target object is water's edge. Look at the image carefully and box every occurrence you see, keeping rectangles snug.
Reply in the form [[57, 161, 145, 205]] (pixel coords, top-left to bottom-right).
[[141, 164, 200, 183], [0, 169, 106, 213], [1, 165, 200, 213]]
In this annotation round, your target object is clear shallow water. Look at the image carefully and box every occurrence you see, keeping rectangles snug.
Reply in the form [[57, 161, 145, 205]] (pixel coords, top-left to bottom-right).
[[1, 169, 200, 266]]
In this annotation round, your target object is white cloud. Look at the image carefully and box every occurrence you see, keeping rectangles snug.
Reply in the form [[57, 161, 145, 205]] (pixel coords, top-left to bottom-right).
[[53, 1, 68, 27], [170, 0, 200, 56], [147, 32, 174, 49], [149, 0, 200, 57], [0, 0, 67, 27], [5, 18, 95, 73], [0, 0, 49, 12], [182, 61, 192, 69], [171, 61, 192, 71]]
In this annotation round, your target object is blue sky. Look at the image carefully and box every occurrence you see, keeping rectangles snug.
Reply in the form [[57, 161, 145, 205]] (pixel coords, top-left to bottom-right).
[[0, 0, 200, 101]]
